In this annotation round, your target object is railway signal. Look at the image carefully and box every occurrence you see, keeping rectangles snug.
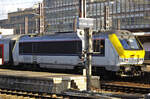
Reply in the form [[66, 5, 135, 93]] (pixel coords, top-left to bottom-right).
[[78, 0, 113, 91], [79, 0, 95, 91]]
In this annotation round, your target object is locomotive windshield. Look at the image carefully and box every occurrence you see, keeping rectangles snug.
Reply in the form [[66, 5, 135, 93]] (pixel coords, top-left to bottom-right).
[[119, 36, 142, 50]]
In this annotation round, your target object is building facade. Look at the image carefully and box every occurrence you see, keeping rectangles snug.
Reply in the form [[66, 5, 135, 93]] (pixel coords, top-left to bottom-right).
[[0, 0, 150, 34], [0, 6, 40, 34], [44, 0, 79, 33], [44, 0, 150, 33]]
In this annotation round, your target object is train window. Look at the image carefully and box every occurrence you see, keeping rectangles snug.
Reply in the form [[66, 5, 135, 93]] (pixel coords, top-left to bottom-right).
[[0, 47, 2, 58], [34, 41, 82, 54], [19, 42, 33, 54], [19, 40, 82, 55], [119, 37, 142, 50], [93, 39, 105, 56]]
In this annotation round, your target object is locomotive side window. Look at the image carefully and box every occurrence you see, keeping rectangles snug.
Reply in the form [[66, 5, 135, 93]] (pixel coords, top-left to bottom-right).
[[19, 40, 82, 55], [34, 41, 82, 54], [93, 39, 105, 56], [19, 42, 33, 54]]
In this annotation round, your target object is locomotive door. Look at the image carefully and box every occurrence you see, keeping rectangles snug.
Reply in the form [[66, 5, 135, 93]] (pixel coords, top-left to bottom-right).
[[32, 43, 37, 64], [0, 44, 4, 65]]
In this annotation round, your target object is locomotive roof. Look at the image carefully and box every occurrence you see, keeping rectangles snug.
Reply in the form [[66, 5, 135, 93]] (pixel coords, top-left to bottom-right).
[[19, 33, 106, 42]]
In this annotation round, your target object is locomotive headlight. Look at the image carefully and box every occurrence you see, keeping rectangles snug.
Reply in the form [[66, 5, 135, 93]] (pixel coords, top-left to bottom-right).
[[139, 58, 144, 62]]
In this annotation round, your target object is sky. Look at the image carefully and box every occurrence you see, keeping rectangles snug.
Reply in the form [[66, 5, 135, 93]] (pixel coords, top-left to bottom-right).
[[0, 0, 42, 20]]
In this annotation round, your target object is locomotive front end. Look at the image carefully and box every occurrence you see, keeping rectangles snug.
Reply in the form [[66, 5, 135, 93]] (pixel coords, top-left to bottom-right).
[[118, 37, 144, 65], [109, 30, 145, 76]]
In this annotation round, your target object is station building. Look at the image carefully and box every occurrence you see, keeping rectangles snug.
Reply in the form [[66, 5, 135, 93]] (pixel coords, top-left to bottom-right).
[[0, 6, 39, 35], [0, 0, 150, 34], [44, 0, 150, 33]]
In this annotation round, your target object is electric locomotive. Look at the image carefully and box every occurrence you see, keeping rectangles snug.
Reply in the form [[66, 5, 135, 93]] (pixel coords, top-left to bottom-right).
[[0, 30, 145, 76]]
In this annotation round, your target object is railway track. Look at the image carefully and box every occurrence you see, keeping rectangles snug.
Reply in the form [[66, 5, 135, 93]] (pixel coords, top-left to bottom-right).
[[0, 83, 145, 99], [1, 66, 150, 97], [0, 68, 147, 99], [100, 72, 150, 95], [101, 81, 150, 94], [0, 88, 118, 99], [0, 89, 55, 99]]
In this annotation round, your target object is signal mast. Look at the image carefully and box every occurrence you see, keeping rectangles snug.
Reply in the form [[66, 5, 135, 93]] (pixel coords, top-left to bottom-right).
[[79, 0, 93, 91]]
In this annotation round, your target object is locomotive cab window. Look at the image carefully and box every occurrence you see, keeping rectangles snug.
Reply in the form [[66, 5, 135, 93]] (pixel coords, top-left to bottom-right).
[[119, 35, 143, 50], [93, 39, 105, 56]]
